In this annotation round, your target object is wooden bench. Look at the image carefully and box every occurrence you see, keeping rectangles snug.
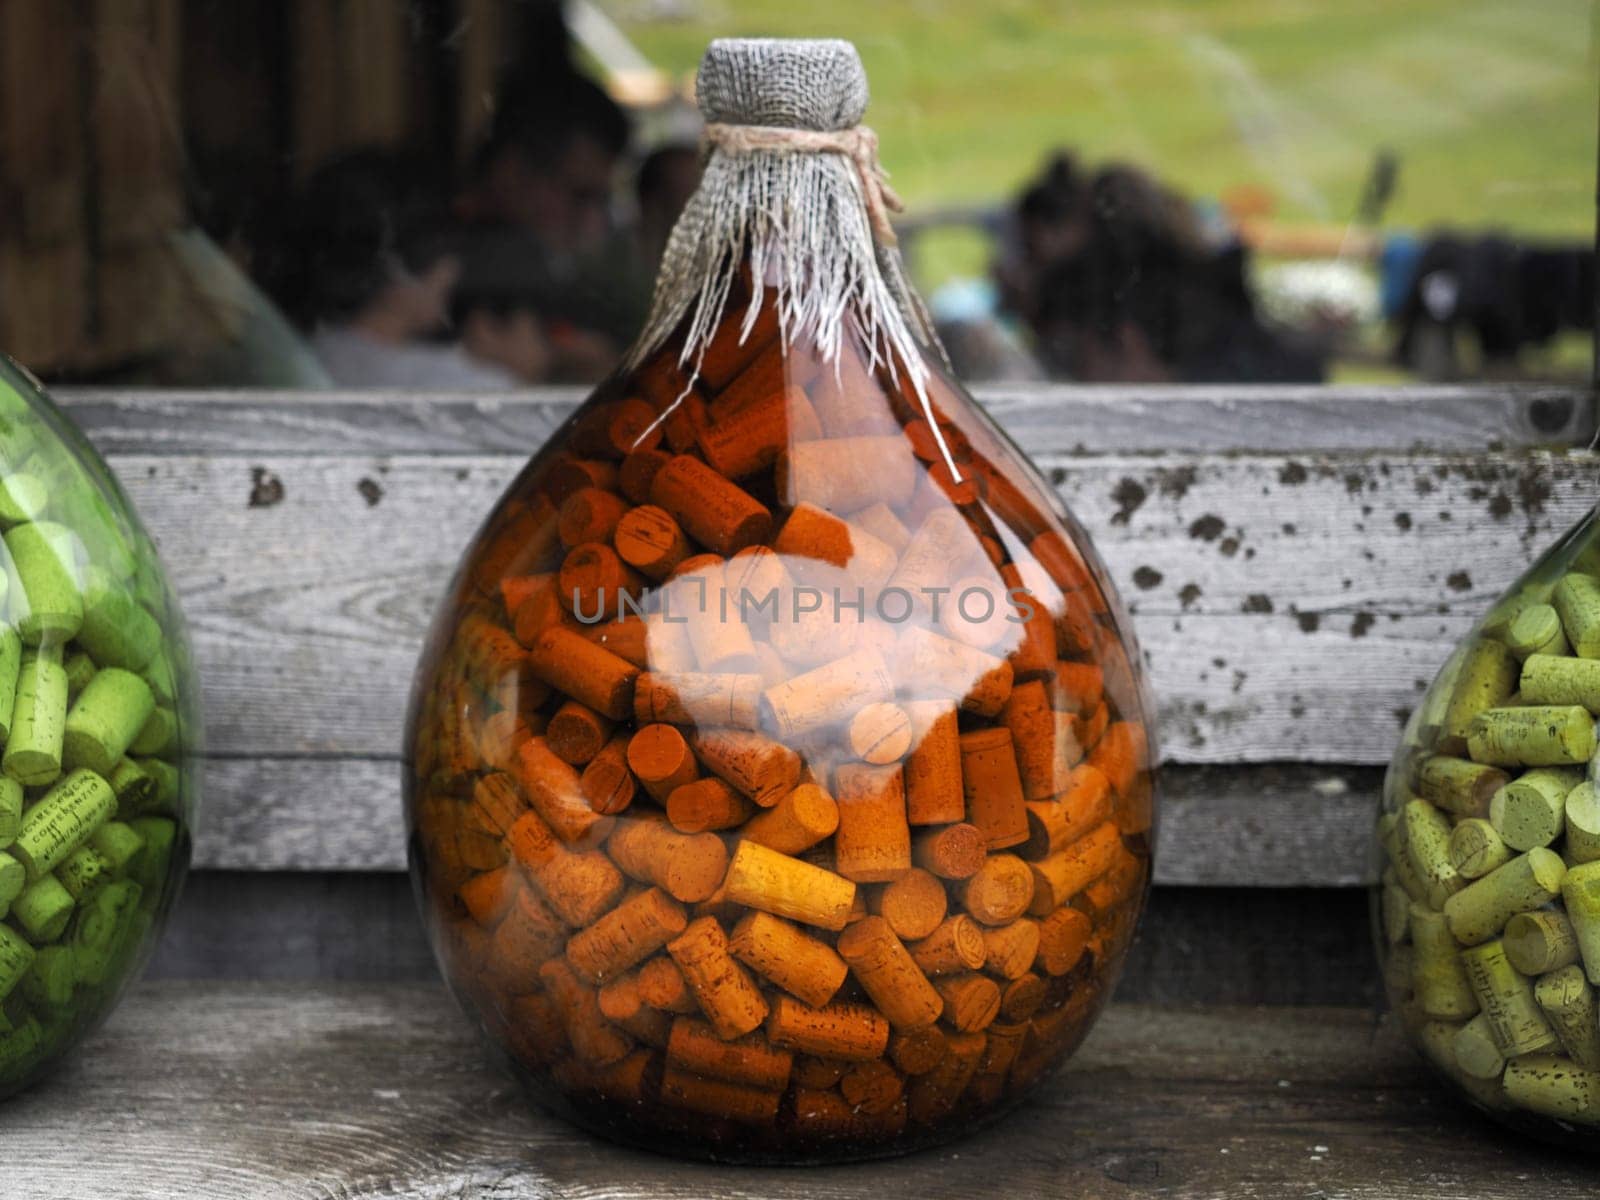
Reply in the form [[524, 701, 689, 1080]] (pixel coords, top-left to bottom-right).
[[7, 383, 1596, 1197]]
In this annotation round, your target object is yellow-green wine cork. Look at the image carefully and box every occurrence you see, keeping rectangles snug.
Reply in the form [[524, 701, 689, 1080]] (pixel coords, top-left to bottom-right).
[[1503, 1054, 1600, 1124], [71, 879, 141, 986], [1521, 653, 1600, 712], [1444, 640, 1519, 744], [0, 851, 21, 907], [1444, 848, 1566, 946], [89, 821, 144, 872], [10, 768, 116, 881], [1450, 818, 1512, 880], [128, 704, 176, 758], [1567, 782, 1600, 866], [21, 944, 75, 1010], [1504, 910, 1581, 975], [1411, 903, 1479, 1019], [141, 653, 176, 706], [1381, 872, 1411, 945], [4, 520, 82, 646], [1555, 572, 1600, 659], [1453, 1013, 1508, 1080], [1506, 603, 1569, 661], [107, 758, 153, 818], [0, 625, 20, 744], [55, 845, 111, 900], [134, 757, 180, 815], [1416, 756, 1508, 819], [12, 874, 75, 942], [127, 816, 175, 893], [1534, 965, 1600, 1070], [1490, 766, 1580, 851], [63, 668, 154, 777], [1401, 798, 1464, 910], [0, 474, 46, 527], [1379, 810, 1428, 902], [77, 566, 161, 672], [1562, 861, 1600, 984], [1462, 939, 1560, 1057], [4, 644, 67, 786], [0, 923, 35, 999], [0, 777, 20, 847], [1483, 579, 1557, 641], [1417, 1018, 1513, 1110], [0, 1018, 42, 1072], [62, 650, 94, 698], [1466, 705, 1597, 767]]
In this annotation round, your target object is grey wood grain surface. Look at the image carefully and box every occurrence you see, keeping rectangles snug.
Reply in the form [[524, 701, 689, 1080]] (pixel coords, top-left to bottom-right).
[[6, 981, 1591, 1199]]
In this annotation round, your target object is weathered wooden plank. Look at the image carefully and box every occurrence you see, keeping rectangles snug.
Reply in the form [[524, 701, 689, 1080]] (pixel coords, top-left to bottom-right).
[[6, 983, 1589, 1199], [119, 450, 1597, 763], [57, 382, 1592, 455], [190, 759, 1379, 885]]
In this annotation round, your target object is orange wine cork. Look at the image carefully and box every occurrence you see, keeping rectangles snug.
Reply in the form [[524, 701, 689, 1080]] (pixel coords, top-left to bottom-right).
[[959, 727, 1031, 851], [1085, 844, 1146, 914], [554, 1045, 661, 1103], [774, 502, 897, 590], [908, 915, 989, 977], [634, 671, 761, 730], [689, 728, 801, 806], [546, 700, 613, 766], [667, 916, 769, 1040], [834, 763, 913, 883], [728, 910, 849, 1008], [627, 723, 700, 803], [511, 577, 571, 648], [872, 868, 949, 941], [933, 973, 1001, 1033], [506, 809, 625, 927], [981, 919, 1042, 981], [696, 298, 780, 390], [1091, 720, 1149, 810], [458, 865, 518, 927], [1036, 906, 1093, 976], [1027, 822, 1123, 917], [667, 1016, 794, 1091], [836, 916, 945, 1031], [1078, 701, 1110, 751], [471, 772, 530, 837], [637, 955, 699, 1013], [667, 777, 754, 833], [544, 457, 619, 505], [559, 541, 644, 620], [597, 970, 647, 1022], [723, 839, 856, 931], [510, 736, 614, 846], [1002, 679, 1084, 800], [789, 1088, 908, 1141], [502, 990, 567, 1068], [841, 1059, 905, 1115], [604, 813, 728, 903], [740, 782, 839, 854], [850, 502, 911, 554], [976, 1020, 1029, 1078], [501, 572, 555, 622], [527, 626, 639, 721], [898, 627, 1014, 718], [482, 887, 567, 994], [1054, 661, 1104, 714], [661, 1067, 780, 1125], [613, 505, 691, 579], [584, 397, 663, 459], [580, 733, 636, 815], [700, 384, 821, 479], [849, 702, 913, 764], [961, 854, 1035, 926], [999, 972, 1047, 1021], [911, 822, 987, 880], [792, 1056, 850, 1089], [906, 1030, 985, 1124], [620, 447, 673, 505], [558, 487, 629, 548], [889, 1024, 950, 1075], [478, 711, 532, 773], [538, 957, 632, 1066], [458, 613, 533, 694], [762, 648, 895, 740], [899, 701, 965, 826], [998, 567, 1056, 683], [1019, 764, 1113, 861], [766, 996, 891, 1062], [650, 455, 772, 556], [566, 888, 688, 984], [777, 436, 917, 512], [610, 1004, 672, 1052]]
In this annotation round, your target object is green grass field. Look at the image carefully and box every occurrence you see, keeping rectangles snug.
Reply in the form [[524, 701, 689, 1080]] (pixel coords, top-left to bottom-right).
[[617, 0, 1596, 286]]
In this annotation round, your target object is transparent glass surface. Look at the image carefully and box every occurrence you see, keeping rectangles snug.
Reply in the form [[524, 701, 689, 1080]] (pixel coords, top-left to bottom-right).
[[0, 357, 199, 1099], [403, 280, 1158, 1161]]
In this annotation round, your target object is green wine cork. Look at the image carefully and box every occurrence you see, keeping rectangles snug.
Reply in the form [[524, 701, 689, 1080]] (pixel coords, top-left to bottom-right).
[[0, 923, 35, 999], [77, 566, 161, 672], [4, 644, 67, 786], [63, 668, 154, 777], [62, 650, 95, 698], [1466, 705, 1597, 767], [0, 1018, 42, 1073], [0, 851, 21, 907], [128, 704, 176, 758], [0, 474, 47, 527], [1555, 572, 1600, 659], [0, 777, 20, 846], [1506, 604, 1569, 661], [1381, 872, 1411, 945], [0, 625, 20, 744], [1444, 640, 1519, 745], [1503, 1054, 1600, 1124], [1379, 810, 1428, 902], [89, 820, 144, 872], [1534, 965, 1600, 1070], [1417, 1018, 1512, 1110], [1411, 903, 1479, 1019], [1521, 653, 1600, 712], [1444, 848, 1567, 946], [1416, 756, 1507, 819], [1483, 579, 1557, 641], [1562, 861, 1600, 984], [1567, 782, 1600, 866], [71, 879, 142, 986], [141, 653, 176, 705], [134, 757, 180, 815], [1462, 939, 1560, 1057], [10, 768, 116, 881], [5, 520, 82, 645], [55, 845, 111, 900], [21, 944, 75, 1010], [12, 874, 75, 942], [127, 816, 175, 893], [1450, 818, 1512, 880], [1401, 798, 1464, 910], [1453, 1013, 1508, 1080], [1490, 766, 1580, 851], [107, 758, 153, 817], [1504, 910, 1581, 975]]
